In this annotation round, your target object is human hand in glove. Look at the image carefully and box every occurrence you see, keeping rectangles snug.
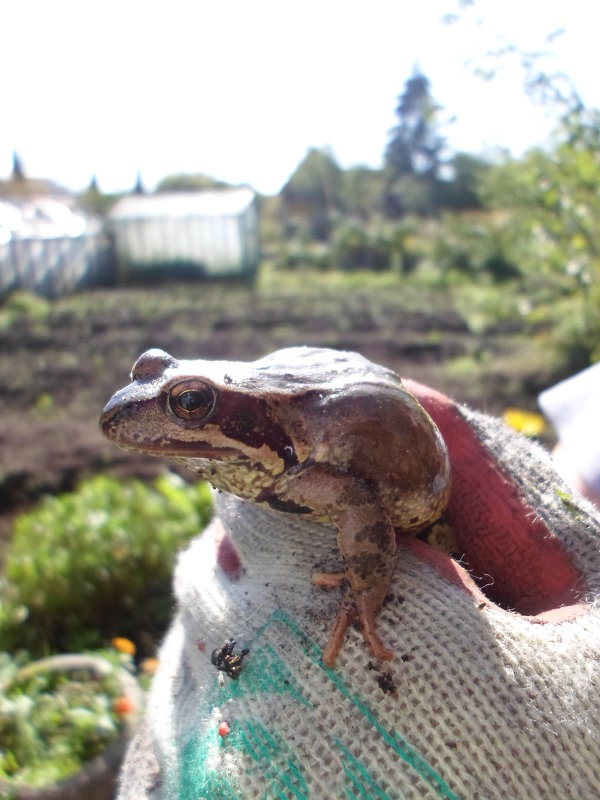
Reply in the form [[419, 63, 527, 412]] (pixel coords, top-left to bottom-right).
[[117, 380, 600, 800]]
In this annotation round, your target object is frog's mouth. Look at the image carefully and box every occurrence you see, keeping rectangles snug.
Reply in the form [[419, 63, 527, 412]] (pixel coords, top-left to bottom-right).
[[403, 379, 588, 625], [99, 398, 243, 461], [101, 418, 243, 462]]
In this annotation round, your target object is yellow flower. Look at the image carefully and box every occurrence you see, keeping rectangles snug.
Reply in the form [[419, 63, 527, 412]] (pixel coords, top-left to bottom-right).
[[111, 637, 136, 656], [502, 407, 546, 437], [140, 657, 159, 676]]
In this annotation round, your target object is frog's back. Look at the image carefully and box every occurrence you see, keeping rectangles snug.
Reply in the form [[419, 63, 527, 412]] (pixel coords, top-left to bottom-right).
[[253, 346, 401, 394], [261, 349, 450, 531]]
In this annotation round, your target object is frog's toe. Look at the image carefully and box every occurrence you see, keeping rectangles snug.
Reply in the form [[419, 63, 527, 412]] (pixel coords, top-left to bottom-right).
[[312, 571, 346, 589], [321, 595, 357, 667], [361, 629, 393, 661], [321, 589, 393, 666], [355, 590, 393, 662]]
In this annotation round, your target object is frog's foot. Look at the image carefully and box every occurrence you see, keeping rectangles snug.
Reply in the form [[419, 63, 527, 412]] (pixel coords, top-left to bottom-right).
[[311, 571, 346, 589], [321, 588, 393, 668]]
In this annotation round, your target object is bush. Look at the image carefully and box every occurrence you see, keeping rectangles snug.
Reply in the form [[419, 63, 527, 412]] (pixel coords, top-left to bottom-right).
[[331, 223, 391, 272], [432, 213, 521, 284], [0, 474, 213, 654], [276, 241, 330, 271], [0, 290, 50, 331], [474, 109, 600, 367]]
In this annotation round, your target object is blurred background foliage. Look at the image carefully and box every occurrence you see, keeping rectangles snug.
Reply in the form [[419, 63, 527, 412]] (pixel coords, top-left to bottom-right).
[[263, 66, 600, 368]]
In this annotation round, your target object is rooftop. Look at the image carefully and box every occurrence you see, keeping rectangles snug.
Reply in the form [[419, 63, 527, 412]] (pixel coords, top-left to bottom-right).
[[108, 187, 256, 220]]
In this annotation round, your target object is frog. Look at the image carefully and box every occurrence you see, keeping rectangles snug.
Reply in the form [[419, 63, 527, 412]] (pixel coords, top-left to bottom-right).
[[100, 346, 451, 667]]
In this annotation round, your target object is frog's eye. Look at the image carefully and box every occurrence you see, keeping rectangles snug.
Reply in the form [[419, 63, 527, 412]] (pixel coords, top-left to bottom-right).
[[169, 380, 217, 423]]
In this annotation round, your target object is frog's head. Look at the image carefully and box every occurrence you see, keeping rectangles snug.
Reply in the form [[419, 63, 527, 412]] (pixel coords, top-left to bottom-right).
[[100, 348, 304, 471]]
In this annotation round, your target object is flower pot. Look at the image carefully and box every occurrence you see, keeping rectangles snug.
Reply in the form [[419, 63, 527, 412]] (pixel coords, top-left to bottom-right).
[[0, 653, 143, 800]]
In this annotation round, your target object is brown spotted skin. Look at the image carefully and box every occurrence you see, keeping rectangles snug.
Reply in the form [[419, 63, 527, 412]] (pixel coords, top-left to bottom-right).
[[100, 346, 451, 666]]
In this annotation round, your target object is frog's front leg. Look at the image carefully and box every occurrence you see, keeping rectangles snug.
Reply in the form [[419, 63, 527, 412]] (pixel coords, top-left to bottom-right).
[[272, 465, 396, 667]]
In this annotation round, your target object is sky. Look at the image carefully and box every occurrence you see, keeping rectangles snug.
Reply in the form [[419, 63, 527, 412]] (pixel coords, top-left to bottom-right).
[[1, 0, 598, 196]]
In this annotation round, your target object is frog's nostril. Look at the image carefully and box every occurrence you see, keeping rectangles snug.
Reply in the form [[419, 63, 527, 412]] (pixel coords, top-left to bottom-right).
[[131, 349, 177, 382]]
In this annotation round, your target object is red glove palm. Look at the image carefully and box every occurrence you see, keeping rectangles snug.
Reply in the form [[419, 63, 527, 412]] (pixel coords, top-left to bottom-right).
[[404, 380, 586, 623]]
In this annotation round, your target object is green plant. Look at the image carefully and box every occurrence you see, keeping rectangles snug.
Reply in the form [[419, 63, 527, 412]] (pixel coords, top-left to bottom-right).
[[0, 290, 50, 331], [0, 651, 136, 788], [432, 212, 521, 284], [474, 108, 600, 368], [0, 473, 213, 654], [331, 222, 391, 272]]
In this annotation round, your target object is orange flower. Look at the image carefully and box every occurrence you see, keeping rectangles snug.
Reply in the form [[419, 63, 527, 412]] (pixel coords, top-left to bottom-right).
[[140, 657, 159, 676], [111, 637, 136, 656], [114, 695, 136, 715]]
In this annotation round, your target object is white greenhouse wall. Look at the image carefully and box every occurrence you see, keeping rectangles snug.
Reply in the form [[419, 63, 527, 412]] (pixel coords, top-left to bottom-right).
[[0, 198, 103, 297], [108, 188, 259, 277]]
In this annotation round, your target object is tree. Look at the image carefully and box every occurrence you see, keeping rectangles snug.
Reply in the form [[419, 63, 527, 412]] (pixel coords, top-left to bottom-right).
[[443, 4, 580, 121], [281, 148, 343, 240], [385, 71, 446, 179], [79, 174, 114, 216], [340, 166, 385, 221], [434, 152, 489, 210], [384, 70, 448, 216], [134, 169, 145, 195], [156, 173, 230, 192], [479, 106, 600, 365], [11, 151, 25, 182]]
